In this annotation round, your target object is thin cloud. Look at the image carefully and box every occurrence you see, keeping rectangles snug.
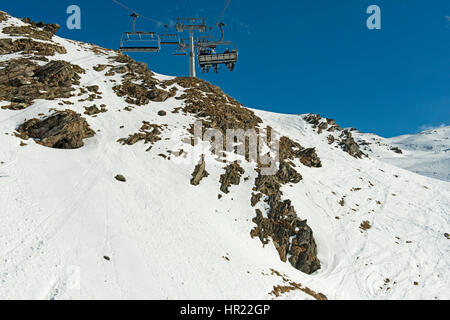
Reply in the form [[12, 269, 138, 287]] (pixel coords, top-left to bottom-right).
[[418, 123, 447, 132], [446, 15, 450, 21]]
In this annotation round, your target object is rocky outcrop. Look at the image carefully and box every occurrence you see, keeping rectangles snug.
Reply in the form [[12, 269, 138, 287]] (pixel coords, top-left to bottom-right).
[[118, 122, 163, 146], [251, 147, 320, 274], [280, 136, 322, 168], [84, 104, 107, 116], [164, 77, 262, 134], [0, 11, 8, 22], [0, 38, 66, 56], [3, 16, 60, 41], [16, 110, 95, 149], [0, 59, 84, 110], [251, 169, 320, 274], [190, 155, 209, 186], [304, 114, 342, 134], [339, 130, 366, 159], [21, 17, 60, 36], [113, 81, 169, 105], [219, 162, 245, 194]]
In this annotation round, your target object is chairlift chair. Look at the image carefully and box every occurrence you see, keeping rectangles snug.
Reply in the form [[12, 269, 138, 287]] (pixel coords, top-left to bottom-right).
[[119, 13, 161, 53], [196, 23, 238, 73]]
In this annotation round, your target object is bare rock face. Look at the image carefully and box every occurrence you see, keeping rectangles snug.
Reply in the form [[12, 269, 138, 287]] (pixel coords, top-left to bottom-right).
[[21, 17, 60, 36], [0, 59, 84, 110], [219, 162, 245, 194], [164, 77, 262, 134], [251, 165, 321, 275], [0, 38, 66, 56], [190, 155, 209, 186], [16, 110, 95, 149], [117, 122, 163, 146], [0, 11, 8, 22], [280, 137, 322, 168], [113, 81, 169, 105], [304, 114, 342, 133], [250, 142, 320, 275], [339, 130, 366, 159]]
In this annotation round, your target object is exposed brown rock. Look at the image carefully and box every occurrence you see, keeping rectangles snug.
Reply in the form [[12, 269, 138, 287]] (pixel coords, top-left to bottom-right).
[[84, 104, 107, 116], [118, 122, 163, 146], [21, 17, 60, 36], [304, 114, 342, 133], [16, 110, 95, 149], [0, 11, 8, 22], [0, 59, 84, 109], [339, 130, 366, 159], [219, 161, 245, 194], [360, 221, 372, 231], [251, 193, 263, 207], [164, 77, 262, 134], [280, 136, 322, 168], [115, 175, 126, 182], [113, 81, 169, 105], [0, 38, 66, 56], [190, 155, 209, 186], [251, 162, 320, 275]]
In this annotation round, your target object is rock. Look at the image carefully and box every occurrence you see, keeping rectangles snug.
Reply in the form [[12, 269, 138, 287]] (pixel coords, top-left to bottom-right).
[[219, 162, 245, 194], [390, 147, 403, 154], [190, 155, 209, 186], [360, 221, 372, 231], [115, 175, 126, 182], [251, 162, 321, 275], [251, 193, 263, 207], [0, 59, 84, 109], [158, 110, 167, 117], [0, 38, 66, 56], [280, 137, 322, 168], [21, 17, 60, 36], [0, 11, 8, 22], [339, 130, 366, 159], [118, 122, 163, 146], [16, 110, 95, 149], [113, 81, 170, 105], [86, 85, 100, 93], [327, 135, 335, 145], [276, 162, 303, 184], [84, 104, 107, 116], [163, 77, 262, 133], [445, 233, 449, 240]]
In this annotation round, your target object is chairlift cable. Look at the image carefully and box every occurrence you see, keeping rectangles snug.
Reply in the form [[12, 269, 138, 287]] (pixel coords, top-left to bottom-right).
[[112, 0, 163, 25], [215, 0, 231, 26], [208, 0, 231, 37]]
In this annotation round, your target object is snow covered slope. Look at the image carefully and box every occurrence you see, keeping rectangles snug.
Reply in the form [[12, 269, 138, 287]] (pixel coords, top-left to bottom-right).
[[0, 11, 449, 300], [353, 126, 450, 182]]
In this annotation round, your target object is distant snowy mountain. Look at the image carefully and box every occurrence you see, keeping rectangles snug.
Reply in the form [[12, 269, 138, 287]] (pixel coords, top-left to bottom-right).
[[0, 10, 449, 300], [353, 126, 450, 182]]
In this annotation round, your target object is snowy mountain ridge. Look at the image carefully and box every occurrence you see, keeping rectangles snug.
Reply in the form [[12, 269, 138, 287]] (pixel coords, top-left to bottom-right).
[[352, 126, 450, 182], [0, 10, 449, 300]]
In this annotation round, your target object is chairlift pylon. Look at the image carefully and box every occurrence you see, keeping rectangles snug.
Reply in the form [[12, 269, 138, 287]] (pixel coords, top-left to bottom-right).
[[119, 13, 161, 53]]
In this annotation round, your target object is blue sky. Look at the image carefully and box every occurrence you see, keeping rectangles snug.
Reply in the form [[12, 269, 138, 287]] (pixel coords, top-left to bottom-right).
[[2, 0, 449, 137]]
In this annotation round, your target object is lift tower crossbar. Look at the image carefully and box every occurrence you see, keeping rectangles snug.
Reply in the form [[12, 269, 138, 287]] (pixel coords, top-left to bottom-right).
[[175, 18, 207, 77]]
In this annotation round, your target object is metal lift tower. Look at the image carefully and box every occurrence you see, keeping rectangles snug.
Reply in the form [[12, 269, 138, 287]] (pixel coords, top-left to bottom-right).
[[175, 18, 207, 77]]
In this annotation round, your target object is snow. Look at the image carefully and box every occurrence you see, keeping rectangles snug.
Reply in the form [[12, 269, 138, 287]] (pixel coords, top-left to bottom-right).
[[353, 126, 450, 182], [0, 13, 449, 300]]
